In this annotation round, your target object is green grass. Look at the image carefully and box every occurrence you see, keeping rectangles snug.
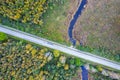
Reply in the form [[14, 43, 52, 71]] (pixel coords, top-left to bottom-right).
[[74, 0, 120, 62], [0, 0, 71, 45], [77, 45, 120, 62], [89, 72, 113, 80]]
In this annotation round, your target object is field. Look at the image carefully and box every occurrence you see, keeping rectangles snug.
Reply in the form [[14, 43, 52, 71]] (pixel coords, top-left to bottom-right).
[[73, 0, 120, 62], [0, 0, 71, 45]]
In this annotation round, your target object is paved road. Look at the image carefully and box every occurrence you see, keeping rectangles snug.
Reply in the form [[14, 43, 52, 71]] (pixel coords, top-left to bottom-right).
[[0, 24, 120, 70]]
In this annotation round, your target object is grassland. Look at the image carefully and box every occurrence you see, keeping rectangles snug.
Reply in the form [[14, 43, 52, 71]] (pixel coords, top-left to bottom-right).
[[0, 0, 72, 45], [74, 0, 120, 62]]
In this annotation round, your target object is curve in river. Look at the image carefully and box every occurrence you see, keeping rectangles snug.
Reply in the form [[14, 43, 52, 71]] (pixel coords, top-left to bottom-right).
[[68, 0, 87, 46]]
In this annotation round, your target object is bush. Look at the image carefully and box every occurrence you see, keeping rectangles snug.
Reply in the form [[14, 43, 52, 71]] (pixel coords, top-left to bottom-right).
[[0, 0, 48, 25], [0, 32, 8, 42], [75, 58, 82, 66]]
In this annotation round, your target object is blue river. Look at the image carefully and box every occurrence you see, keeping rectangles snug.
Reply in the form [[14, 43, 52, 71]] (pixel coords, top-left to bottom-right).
[[81, 66, 88, 80], [68, 0, 87, 46], [68, 0, 88, 79]]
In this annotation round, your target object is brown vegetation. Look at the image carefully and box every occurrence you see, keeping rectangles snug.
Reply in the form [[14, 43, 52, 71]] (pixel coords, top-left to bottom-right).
[[73, 0, 120, 54]]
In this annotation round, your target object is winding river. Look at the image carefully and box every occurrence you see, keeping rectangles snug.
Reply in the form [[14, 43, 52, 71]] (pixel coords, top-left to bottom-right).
[[68, 0, 88, 79], [68, 0, 87, 46]]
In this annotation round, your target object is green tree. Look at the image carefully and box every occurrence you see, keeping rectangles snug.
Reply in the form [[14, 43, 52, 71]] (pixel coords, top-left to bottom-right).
[[0, 32, 8, 42]]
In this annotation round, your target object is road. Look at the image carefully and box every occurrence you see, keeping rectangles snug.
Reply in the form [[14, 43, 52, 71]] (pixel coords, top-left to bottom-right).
[[0, 24, 120, 71]]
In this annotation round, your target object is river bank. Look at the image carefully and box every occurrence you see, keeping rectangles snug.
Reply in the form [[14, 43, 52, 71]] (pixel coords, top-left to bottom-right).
[[73, 0, 120, 61], [67, 0, 87, 46]]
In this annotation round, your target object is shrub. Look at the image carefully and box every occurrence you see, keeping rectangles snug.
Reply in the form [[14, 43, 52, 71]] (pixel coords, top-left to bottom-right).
[[0, 0, 48, 25], [75, 58, 82, 66], [0, 32, 8, 41]]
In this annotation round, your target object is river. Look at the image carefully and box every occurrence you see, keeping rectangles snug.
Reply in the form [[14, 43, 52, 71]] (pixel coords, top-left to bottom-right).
[[68, 0, 87, 46]]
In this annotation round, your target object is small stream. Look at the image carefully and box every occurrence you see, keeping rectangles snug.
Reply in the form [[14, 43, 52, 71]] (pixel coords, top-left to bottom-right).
[[68, 0, 87, 46], [68, 0, 88, 79]]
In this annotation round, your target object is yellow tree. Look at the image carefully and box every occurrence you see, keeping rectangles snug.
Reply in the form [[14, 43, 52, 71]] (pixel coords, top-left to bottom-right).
[[0, 0, 48, 25]]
